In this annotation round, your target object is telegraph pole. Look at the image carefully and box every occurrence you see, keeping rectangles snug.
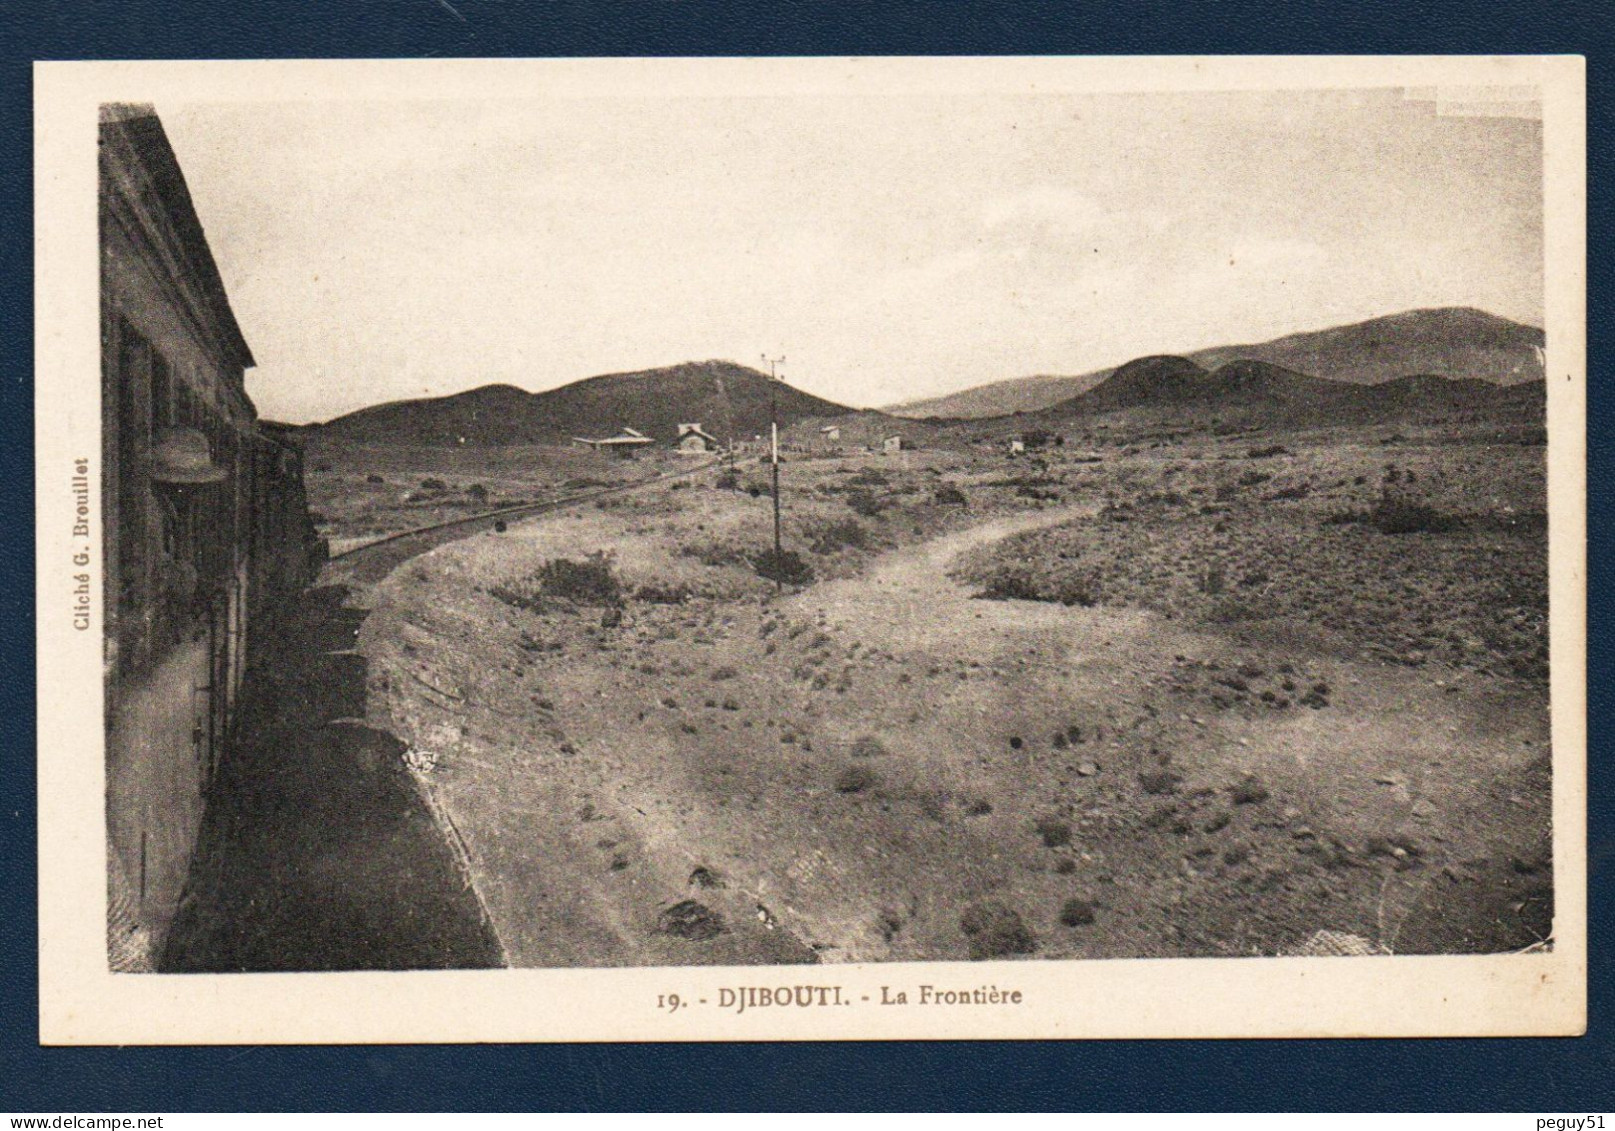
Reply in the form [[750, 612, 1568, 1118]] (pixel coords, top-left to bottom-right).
[[761, 353, 785, 589]]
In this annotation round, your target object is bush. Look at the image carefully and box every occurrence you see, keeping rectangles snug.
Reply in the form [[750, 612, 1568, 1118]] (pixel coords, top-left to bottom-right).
[[960, 901, 1037, 959], [1035, 816, 1073, 848], [976, 566, 1101, 608], [635, 582, 692, 605], [1371, 494, 1458, 535], [715, 469, 740, 490], [848, 469, 888, 486], [1059, 899, 1096, 927], [976, 570, 1043, 602], [752, 548, 814, 587], [1247, 444, 1291, 459], [933, 484, 968, 506], [365, 473, 385, 484], [835, 765, 879, 794], [492, 552, 623, 611], [538, 552, 622, 606], [809, 519, 870, 555], [850, 736, 888, 759], [420, 477, 448, 491], [466, 483, 489, 500], [846, 489, 884, 518]]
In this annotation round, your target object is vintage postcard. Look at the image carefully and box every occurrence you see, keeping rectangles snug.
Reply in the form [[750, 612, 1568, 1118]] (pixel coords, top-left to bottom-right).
[[35, 56, 1585, 1043]]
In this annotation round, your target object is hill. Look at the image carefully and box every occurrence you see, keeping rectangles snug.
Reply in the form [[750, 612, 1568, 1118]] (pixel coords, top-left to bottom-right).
[[884, 371, 1111, 420], [1033, 355, 1543, 430], [885, 307, 1545, 419], [305, 360, 856, 447]]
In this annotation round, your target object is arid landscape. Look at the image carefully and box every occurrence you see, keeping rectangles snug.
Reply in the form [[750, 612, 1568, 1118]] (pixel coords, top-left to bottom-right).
[[283, 308, 1554, 968]]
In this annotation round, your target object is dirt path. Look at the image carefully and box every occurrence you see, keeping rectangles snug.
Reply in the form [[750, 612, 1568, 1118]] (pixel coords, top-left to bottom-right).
[[356, 498, 1552, 967]]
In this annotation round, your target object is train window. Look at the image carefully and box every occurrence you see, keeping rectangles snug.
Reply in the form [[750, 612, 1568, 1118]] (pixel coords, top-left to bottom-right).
[[151, 350, 172, 428]]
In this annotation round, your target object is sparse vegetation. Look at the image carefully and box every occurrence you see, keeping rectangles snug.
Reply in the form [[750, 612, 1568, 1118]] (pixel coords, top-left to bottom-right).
[[809, 518, 871, 556], [846, 489, 884, 518], [752, 548, 814, 587], [960, 901, 1037, 959], [835, 765, 879, 794], [1034, 816, 1073, 848], [491, 552, 623, 612]]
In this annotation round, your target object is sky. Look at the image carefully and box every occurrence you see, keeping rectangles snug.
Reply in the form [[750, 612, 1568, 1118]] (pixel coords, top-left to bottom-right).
[[161, 87, 1543, 423]]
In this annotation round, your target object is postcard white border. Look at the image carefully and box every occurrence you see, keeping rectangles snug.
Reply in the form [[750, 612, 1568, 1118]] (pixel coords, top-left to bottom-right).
[[35, 55, 1586, 1044]]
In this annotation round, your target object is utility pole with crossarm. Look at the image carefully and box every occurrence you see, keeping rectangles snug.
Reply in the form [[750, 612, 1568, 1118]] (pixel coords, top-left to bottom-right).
[[761, 353, 786, 589]]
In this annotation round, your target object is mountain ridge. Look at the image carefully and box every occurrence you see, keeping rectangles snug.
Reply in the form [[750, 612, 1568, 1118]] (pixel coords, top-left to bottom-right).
[[1030, 354, 1544, 429], [886, 307, 1545, 420], [303, 359, 858, 447]]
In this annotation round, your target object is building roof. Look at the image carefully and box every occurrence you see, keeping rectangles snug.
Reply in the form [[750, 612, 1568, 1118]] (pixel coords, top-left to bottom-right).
[[575, 428, 655, 446], [677, 424, 720, 444], [99, 104, 255, 372]]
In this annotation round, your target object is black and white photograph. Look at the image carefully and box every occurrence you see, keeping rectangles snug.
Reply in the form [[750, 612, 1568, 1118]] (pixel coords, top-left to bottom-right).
[[36, 56, 1586, 1042]]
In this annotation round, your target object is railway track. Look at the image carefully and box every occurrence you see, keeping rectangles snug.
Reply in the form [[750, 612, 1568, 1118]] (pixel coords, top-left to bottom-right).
[[322, 457, 735, 585]]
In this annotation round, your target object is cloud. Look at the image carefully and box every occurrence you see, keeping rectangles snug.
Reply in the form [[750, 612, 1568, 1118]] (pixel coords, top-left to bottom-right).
[[981, 186, 1111, 238]]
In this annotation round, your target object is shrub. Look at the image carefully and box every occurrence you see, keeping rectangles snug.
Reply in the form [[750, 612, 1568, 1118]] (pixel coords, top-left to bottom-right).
[[810, 519, 870, 555], [835, 765, 879, 794], [420, 477, 448, 491], [846, 489, 884, 518], [1034, 816, 1073, 848], [752, 548, 814, 587], [1230, 776, 1271, 805], [848, 469, 888, 487], [960, 901, 1037, 959], [656, 900, 725, 940], [715, 469, 740, 490], [1247, 444, 1291, 459], [975, 569, 1041, 602], [850, 736, 888, 759], [1371, 495, 1457, 535], [976, 566, 1100, 608], [492, 552, 623, 611], [933, 484, 968, 506], [538, 552, 622, 606], [635, 582, 692, 605], [365, 473, 385, 484], [1059, 899, 1096, 927]]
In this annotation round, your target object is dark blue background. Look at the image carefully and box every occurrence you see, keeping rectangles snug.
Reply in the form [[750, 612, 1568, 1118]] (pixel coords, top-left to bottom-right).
[[2, 0, 1608, 1112]]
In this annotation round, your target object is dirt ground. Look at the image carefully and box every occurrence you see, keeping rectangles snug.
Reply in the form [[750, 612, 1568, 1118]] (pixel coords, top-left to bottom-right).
[[334, 432, 1552, 967]]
